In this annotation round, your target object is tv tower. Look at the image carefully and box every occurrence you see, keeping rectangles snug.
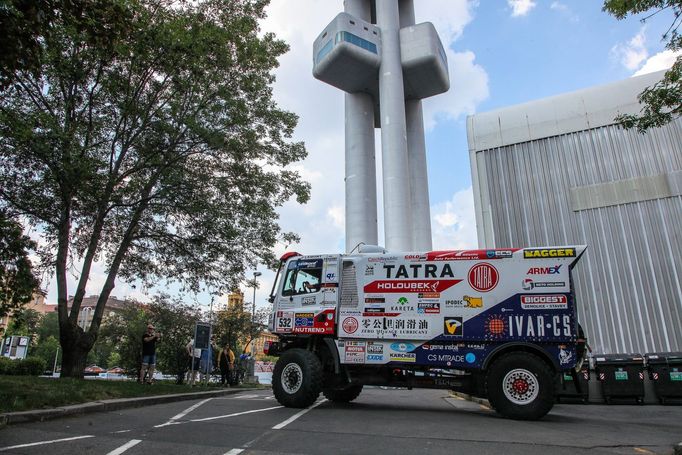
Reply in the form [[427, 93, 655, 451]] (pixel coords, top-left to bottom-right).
[[313, 0, 449, 252]]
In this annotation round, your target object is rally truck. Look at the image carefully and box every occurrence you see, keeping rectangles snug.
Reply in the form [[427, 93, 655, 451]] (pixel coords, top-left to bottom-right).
[[264, 245, 588, 420]]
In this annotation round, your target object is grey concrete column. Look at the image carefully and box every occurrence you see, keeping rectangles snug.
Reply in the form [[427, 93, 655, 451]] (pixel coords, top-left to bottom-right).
[[344, 0, 378, 252], [399, 0, 432, 251], [376, 0, 413, 251], [405, 100, 432, 250], [345, 94, 378, 252]]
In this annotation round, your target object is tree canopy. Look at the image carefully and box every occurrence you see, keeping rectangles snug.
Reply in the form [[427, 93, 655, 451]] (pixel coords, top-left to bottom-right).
[[603, 0, 682, 131], [0, 0, 309, 377], [0, 211, 40, 319]]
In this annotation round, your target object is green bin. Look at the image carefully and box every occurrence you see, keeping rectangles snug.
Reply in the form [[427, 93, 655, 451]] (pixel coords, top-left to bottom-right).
[[595, 354, 645, 404], [645, 352, 682, 404]]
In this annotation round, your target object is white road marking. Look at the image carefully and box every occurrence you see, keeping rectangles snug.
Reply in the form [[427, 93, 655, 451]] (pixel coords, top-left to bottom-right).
[[112, 430, 131, 434], [0, 435, 94, 452], [106, 439, 142, 455], [155, 405, 283, 427], [155, 398, 214, 427], [224, 449, 244, 455], [188, 406, 283, 423], [272, 399, 326, 430], [229, 394, 260, 399]]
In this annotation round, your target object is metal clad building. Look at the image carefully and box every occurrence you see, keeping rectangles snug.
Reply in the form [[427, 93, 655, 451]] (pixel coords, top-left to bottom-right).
[[468, 71, 682, 354]]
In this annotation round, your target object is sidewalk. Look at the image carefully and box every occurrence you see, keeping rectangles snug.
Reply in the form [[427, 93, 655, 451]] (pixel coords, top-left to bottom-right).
[[0, 387, 257, 427]]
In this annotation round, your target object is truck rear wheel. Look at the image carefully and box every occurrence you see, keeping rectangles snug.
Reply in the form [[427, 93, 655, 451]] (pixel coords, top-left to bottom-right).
[[323, 384, 363, 403], [486, 352, 554, 420], [273, 348, 323, 408]]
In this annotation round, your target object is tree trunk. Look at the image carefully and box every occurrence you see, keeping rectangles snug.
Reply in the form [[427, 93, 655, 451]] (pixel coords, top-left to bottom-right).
[[59, 320, 96, 379]]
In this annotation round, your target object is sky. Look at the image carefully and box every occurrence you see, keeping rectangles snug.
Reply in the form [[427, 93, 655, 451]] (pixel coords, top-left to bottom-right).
[[40, 0, 680, 315]]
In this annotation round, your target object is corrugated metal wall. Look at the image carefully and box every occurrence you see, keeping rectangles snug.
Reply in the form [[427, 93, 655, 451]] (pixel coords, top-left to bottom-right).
[[476, 119, 682, 354]]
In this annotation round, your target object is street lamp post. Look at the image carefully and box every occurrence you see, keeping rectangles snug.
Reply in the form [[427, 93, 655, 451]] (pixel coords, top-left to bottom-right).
[[251, 271, 262, 355]]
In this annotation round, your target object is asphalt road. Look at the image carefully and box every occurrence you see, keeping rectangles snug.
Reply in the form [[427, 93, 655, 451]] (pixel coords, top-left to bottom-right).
[[1, 388, 681, 454]]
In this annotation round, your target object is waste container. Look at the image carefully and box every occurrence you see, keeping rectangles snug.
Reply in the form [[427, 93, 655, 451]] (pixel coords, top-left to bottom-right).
[[557, 362, 590, 403], [595, 354, 645, 404], [645, 352, 682, 404]]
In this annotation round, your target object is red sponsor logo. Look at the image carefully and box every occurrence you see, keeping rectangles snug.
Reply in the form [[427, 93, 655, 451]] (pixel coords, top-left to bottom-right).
[[342, 317, 358, 334], [468, 263, 499, 292], [363, 280, 461, 293], [424, 249, 518, 261]]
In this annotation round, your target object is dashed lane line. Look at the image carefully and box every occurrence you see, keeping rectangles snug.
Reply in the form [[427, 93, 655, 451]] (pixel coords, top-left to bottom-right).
[[0, 435, 95, 452], [105, 439, 142, 455], [224, 449, 244, 455]]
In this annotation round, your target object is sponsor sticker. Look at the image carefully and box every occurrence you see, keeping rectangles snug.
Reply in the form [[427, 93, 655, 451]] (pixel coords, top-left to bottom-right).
[[342, 317, 359, 334], [417, 302, 441, 314], [301, 296, 316, 306], [522, 279, 566, 290], [468, 263, 499, 292], [295, 312, 314, 327], [390, 342, 416, 352], [367, 342, 384, 354], [527, 265, 562, 275], [389, 353, 416, 362], [463, 295, 483, 308], [520, 294, 568, 310], [364, 280, 461, 293], [444, 317, 463, 337], [344, 341, 366, 364], [523, 248, 576, 259]]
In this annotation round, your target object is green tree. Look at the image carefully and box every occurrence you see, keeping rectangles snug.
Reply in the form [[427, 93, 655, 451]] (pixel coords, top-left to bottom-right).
[[146, 295, 201, 384], [97, 303, 148, 376], [214, 302, 268, 355], [0, 211, 40, 320], [0, 0, 309, 378], [35, 311, 60, 342], [31, 335, 60, 372], [5, 308, 41, 336], [603, 0, 682, 131]]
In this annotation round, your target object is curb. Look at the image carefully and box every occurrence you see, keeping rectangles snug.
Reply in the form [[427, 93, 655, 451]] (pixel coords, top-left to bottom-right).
[[449, 391, 491, 407], [0, 387, 258, 427]]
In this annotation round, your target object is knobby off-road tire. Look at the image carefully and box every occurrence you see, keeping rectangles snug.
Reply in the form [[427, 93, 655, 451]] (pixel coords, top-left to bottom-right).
[[323, 384, 363, 403], [486, 352, 555, 420], [273, 348, 323, 408]]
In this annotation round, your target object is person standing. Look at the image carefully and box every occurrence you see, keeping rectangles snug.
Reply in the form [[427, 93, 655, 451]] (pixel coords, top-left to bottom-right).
[[217, 345, 235, 387], [186, 338, 201, 386], [140, 324, 161, 384]]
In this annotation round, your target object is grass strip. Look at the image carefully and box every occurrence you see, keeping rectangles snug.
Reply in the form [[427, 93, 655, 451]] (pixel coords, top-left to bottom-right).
[[0, 375, 255, 413]]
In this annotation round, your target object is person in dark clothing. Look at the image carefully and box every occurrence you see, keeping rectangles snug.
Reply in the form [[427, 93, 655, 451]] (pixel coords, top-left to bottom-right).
[[139, 323, 161, 384], [217, 345, 235, 386]]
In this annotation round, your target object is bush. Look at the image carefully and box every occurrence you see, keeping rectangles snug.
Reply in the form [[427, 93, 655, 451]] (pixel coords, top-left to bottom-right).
[[0, 356, 16, 375], [0, 356, 46, 376], [18, 357, 46, 376]]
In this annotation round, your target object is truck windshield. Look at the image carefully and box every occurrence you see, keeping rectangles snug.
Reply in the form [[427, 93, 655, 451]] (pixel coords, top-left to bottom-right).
[[282, 259, 322, 296]]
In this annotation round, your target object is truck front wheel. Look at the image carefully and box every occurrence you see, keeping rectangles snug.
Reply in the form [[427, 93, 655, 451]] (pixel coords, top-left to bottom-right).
[[273, 348, 323, 408], [486, 352, 554, 420]]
